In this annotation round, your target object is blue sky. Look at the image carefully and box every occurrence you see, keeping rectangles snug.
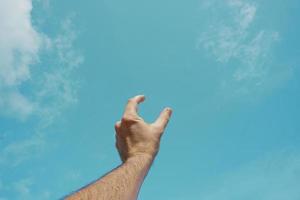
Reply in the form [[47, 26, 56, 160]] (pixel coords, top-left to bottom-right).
[[0, 0, 300, 199]]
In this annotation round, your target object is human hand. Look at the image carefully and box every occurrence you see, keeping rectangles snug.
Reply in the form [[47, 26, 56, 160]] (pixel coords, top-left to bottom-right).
[[114, 95, 172, 163]]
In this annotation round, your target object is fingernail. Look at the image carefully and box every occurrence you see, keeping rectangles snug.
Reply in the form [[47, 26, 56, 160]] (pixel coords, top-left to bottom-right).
[[166, 107, 172, 113]]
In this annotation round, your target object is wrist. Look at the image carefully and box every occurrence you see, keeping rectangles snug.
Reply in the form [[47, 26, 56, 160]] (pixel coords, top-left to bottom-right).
[[126, 153, 155, 164], [128, 142, 159, 161]]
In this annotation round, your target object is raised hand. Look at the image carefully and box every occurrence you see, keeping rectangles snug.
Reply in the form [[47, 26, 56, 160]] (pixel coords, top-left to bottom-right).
[[115, 95, 173, 162]]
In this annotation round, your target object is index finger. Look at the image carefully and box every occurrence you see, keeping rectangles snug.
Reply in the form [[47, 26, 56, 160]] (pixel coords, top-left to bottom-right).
[[123, 95, 145, 117]]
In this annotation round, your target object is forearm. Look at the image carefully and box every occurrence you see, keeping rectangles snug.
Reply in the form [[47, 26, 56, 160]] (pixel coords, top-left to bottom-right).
[[66, 154, 154, 200], [65, 95, 172, 199]]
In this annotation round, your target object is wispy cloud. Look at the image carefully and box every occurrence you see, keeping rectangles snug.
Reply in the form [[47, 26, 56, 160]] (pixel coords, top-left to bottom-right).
[[0, 135, 45, 167], [34, 15, 83, 126], [199, 151, 300, 200], [199, 0, 259, 63], [13, 178, 34, 199], [0, 177, 52, 200], [198, 0, 292, 98]]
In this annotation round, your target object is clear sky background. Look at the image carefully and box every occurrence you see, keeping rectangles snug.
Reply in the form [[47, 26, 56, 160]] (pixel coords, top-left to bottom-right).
[[1, 0, 300, 199]]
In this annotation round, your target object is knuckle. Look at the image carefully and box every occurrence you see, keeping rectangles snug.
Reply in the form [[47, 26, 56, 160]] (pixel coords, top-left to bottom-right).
[[121, 116, 131, 122], [122, 114, 138, 123]]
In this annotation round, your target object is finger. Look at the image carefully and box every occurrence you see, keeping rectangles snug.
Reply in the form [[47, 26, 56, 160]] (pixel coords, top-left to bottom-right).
[[153, 107, 172, 130], [123, 95, 145, 117]]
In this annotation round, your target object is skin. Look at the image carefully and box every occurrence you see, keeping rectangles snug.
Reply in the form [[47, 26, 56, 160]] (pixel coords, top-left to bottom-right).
[[65, 95, 173, 200]]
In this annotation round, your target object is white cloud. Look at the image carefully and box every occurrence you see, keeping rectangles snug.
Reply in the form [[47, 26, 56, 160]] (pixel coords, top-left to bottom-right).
[[0, 0, 82, 121], [0, 0, 40, 85], [0, 0, 43, 118], [0, 1, 82, 199], [199, 151, 300, 200], [0, 1, 83, 166], [198, 0, 291, 98], [0, 91, 32, 119]]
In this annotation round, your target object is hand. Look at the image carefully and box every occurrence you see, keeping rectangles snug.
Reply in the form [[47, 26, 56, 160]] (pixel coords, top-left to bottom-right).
[[114, 95, 173, 162]]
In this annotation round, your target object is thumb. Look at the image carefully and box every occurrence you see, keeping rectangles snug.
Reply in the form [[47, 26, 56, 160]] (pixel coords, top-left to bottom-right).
[[153, 107, 173, 130]]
